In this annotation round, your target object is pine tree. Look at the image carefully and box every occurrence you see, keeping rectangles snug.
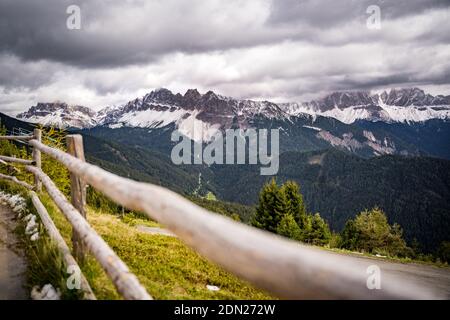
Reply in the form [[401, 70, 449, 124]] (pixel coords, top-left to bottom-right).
[[437, 241, 450, 263], [251, 178, 287, 233], [281, 181, 308, 229], [305, 213, 331, 245], [251, 179, 330, 246], [276, 214, 302, 240], [340, 207, 411, 257], [340, 219, 359, 250]]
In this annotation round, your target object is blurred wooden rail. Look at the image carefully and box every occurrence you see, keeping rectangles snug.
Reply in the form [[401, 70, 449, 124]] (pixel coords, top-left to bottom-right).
[[0, 131, 440, 300], [0, 155, 36, 165], [0, 135, 34, 141], [1, 131, 151, 300], [30, 191, 96, 300], [0, 172, 34, 190]]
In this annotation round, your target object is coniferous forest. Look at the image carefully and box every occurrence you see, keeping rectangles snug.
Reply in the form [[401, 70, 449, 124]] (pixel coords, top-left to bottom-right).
[[1, 112, 449, 260]]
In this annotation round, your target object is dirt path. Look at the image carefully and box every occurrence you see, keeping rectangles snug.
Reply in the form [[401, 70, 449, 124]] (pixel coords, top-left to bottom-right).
[[0, 204, 28, 300], [136, 225, 176, 237]]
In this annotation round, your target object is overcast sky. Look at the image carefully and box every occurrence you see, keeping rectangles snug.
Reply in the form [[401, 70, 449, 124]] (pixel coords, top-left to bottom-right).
[[0, 0, 449, 115]]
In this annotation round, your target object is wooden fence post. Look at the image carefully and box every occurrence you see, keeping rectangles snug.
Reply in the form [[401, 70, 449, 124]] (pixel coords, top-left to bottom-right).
[[32, 129, 42, 192], [66, 134, 87, 263]]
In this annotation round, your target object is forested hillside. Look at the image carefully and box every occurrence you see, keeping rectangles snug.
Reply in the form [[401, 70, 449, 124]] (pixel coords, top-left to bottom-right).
[[1, 112, 448, 252], [210, 149, 450, 252], [82, 134, 204, 195], [81, 128, 450, 252]]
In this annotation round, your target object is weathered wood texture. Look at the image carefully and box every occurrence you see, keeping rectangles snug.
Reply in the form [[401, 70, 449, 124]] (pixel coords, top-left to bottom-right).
[[0, 135, 34, 141], [25, 165, 152, 300], [0, 173, 34, 190], [28, 138, 439, 300], [0, 155, 35, 165], [32, 129, 42, 192], [66, 135, 87, 262], [29, 191, 96, 300]]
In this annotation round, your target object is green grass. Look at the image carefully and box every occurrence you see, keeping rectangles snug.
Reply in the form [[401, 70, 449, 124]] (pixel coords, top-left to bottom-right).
[[120, 212, 160, 228], [38, 192, 273, 300], [4, 182, 448, 301]]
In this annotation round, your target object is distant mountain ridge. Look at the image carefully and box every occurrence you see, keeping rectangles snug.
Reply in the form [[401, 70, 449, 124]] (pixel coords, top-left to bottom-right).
[[16, 87, 450, 130], [95, 88, 287, 142], [16, 102, 98, 129], [14, 87, 450, 159], [280, 88, 450, 124]]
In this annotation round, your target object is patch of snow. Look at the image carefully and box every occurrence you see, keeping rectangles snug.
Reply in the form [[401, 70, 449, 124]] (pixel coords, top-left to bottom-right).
[[22, 109, 97, 129], [379, 104, 450, 123], [206, 285, 220, 291], [0, 192, 42, 244], [316, 130, 395, 155], [108, 123, 124, 129], [279, 102, 314, 117], [281, 100, 450, 124], [25, 216, 37, 235], [117, 108, 188, 129], [302, 125, 322, 131], [0, 192, 27, 214], [31, 284, 61, 300], [23, 214, 34, 222], [176, 111, 222, 143], [30, 232, 40, 241], [363, 130, 376, 142]]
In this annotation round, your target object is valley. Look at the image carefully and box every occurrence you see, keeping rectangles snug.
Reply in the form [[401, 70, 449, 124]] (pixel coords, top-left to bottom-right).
[[2, 86, 450, 255]]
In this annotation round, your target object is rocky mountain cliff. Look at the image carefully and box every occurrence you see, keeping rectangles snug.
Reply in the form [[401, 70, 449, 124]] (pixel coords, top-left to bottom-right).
[[16, 102, 98, 129], [16, 88, 450, 130], [13, 87, 450, 158], [280, 88, 450, 124]]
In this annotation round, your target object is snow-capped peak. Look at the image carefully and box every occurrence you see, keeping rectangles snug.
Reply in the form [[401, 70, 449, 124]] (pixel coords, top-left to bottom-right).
[[94, 88, 288, 141], [14, 87, 450, 132], [16, 102, 98, 129], [279, 88, 450, 124]]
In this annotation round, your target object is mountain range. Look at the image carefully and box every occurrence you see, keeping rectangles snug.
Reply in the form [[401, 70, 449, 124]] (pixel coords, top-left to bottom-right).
[[17, 87, 450, 129], [281, 88, 450, 124], [15, 87, 450, 159], [1, 108, 449, 253], [6, 87, 450, 252]]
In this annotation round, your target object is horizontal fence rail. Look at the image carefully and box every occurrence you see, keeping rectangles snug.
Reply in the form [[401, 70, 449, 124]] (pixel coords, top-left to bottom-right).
[[0, 130, 150, 299], [0, 173, 34, 190], [26, 165, 152, 300], [25, 137, 439, 300], [0, 155, 36, 165], [0, 135, 34, 141], [30, 191, 96, 300], [0, 130, 443, 299]]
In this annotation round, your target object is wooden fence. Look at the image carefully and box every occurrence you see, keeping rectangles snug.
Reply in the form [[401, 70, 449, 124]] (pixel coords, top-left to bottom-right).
[[0, 130, 440, 300]]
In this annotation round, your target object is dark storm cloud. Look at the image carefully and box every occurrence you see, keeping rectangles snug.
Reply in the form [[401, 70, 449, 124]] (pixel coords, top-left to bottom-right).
[[267, 0, 450, 46], [1, 0, 447, 69], [268, 0, 449, 26], [0, 0, 160, 67], [0, 55, 58, 89], [268, 0, 368, 27], [0, 0, 449, 113], [0, 0, 282, 68]]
